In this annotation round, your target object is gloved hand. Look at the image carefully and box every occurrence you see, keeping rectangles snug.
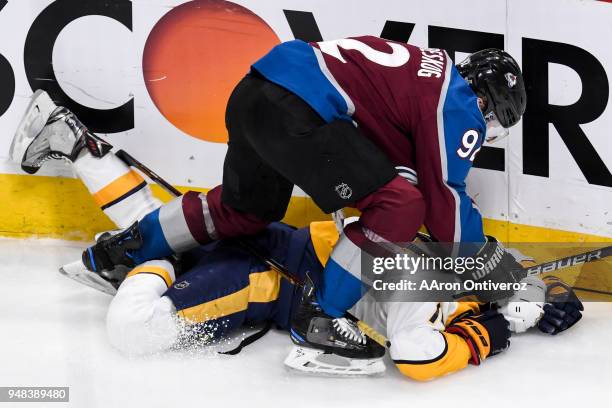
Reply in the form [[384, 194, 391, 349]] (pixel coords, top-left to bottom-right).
[[537, 276, 584, 335], [457, 236, 527, 302], [446, 309, 511, 365], [498, 276, 546, 333]]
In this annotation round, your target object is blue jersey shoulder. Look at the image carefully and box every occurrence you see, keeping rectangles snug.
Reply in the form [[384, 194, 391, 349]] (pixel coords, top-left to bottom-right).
[[251, 40, 351, 123]]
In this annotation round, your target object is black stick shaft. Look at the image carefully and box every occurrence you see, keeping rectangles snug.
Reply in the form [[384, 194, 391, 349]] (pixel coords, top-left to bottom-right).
[[524, 245, 612, 276], [115, 150, 182, 197]]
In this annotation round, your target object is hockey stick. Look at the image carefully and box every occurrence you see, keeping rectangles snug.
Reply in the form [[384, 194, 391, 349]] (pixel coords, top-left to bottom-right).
[[114, 149, 389, 346], [115, 150, 182, 197], [524, 245, 612, 276], [449, 245, 612, 300]]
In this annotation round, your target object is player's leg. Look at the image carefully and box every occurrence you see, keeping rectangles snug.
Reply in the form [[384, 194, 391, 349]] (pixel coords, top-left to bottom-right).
[[73, 153, 161, 229], [10, 90, 161, 228], [99, 75, 295, 266], [316, 179, 425, 317], [112, 75, 300, 265], [226, 75, 425, 317]]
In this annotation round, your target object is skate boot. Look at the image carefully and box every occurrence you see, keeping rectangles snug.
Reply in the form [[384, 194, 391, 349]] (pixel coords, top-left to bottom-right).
[[59, 229, 135, 295], [9, 90, 58, 163], [284, 277, 386, 377], [60, 224, 182, 296], [11, 91, 112, 174]]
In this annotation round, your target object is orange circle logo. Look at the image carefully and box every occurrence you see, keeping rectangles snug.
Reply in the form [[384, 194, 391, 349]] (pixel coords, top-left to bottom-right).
[[143, 0, 280, 143]]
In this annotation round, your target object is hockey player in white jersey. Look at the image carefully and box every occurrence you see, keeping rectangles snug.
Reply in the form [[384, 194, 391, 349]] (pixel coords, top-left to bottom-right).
[[9, 91, 584, 379]]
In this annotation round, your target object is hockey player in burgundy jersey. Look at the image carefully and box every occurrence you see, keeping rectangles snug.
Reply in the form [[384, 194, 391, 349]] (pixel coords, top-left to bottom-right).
[[8, 85, 584, 378], [66, 36, 527, 359]]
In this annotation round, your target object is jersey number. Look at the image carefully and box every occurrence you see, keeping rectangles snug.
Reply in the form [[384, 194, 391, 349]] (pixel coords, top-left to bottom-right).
[[456, 130, 481, 162], [318, 39, 410, 67]]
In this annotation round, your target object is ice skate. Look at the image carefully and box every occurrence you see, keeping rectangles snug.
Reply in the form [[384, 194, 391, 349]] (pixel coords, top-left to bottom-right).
[[59, 230, 128, 295], [10, 91, 112, 174], [285, 277, 386, 377], [59, 260, 128, 296], [283, 346, 386, 377], [9, 90, 58, 164]]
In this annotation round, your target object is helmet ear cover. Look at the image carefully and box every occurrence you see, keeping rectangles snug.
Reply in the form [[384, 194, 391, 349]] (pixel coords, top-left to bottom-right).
[[475, 93, 490, 115]]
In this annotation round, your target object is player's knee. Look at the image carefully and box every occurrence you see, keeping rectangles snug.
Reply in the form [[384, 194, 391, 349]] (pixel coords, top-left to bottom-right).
[[393, 177, 426, 221], [106, 260, 178, 355]]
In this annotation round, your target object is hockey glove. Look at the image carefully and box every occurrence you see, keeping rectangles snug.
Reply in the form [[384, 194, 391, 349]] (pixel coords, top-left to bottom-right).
[[457, 236, 527, 303], [446, 310, 510, 365], [498, 276, 546, 333], [537, 276, 584, 335], [82, 222, 143, 272]]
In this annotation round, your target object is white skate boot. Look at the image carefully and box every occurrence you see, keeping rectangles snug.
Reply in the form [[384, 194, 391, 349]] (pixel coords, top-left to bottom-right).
[[9, 90, 58, 164], [9, 90, 112, 174]]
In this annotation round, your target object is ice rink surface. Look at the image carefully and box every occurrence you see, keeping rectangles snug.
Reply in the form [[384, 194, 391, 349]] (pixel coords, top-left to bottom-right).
[[1, 237, 611, 408]]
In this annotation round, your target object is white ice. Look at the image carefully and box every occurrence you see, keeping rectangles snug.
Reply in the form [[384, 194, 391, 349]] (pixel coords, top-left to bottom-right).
[[0, 237, 611, 408]]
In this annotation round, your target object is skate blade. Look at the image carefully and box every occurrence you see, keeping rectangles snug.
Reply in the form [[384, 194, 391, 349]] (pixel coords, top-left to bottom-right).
[[284, 346, 386, 378], [59, 260, 117, 296], [9, 90, 57, 163]]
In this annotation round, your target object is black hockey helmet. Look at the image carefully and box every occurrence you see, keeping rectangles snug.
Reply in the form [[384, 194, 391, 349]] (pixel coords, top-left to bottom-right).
[[457, 49, 526, 130]]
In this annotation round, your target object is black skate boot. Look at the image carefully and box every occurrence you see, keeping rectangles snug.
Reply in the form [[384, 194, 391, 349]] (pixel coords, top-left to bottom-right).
[[82, 221, 143, 273], [290, 279, 385, 359], [60, 225, 182, 296], [59, 226, 142, 295], [285, 278, 386, 376]]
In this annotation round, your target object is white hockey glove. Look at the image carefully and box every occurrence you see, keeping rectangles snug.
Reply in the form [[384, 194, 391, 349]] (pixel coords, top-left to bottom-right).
[[496, 248, 546, 333], [499, 276, 546, 333]]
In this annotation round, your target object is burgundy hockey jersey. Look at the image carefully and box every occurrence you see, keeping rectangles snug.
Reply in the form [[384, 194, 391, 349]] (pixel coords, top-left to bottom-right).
[[252, 36, 486, 243]]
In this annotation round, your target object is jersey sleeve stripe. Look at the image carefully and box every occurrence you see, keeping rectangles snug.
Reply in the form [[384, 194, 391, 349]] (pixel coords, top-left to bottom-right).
[[392, 335, 449, 365], [312, 47, 355, 116], [395, 166, 417, 176], [397, 172, 418, 185], [92, 169, 145, 208], [158, 196, 199, 253], [127, 265, 174, 288], [198, 193, 219, 240], [435, 53, 462, 243]]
